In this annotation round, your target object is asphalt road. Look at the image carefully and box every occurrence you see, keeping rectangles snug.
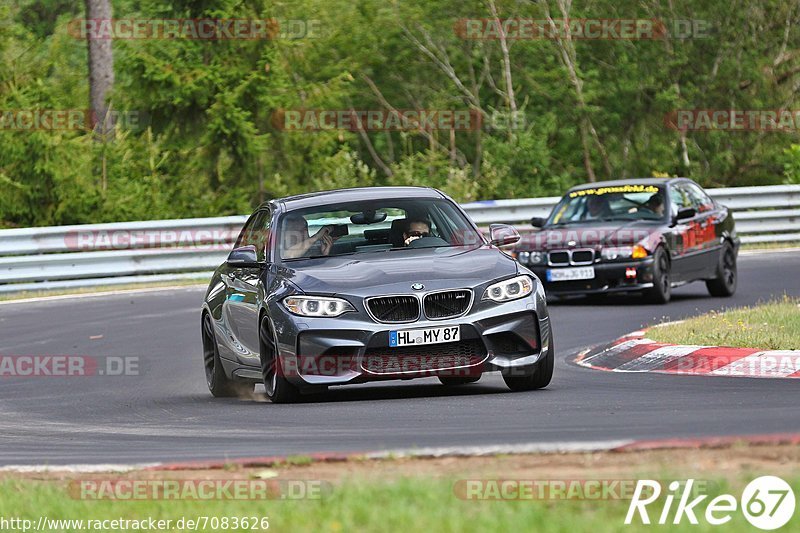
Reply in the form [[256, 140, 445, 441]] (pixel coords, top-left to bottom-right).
[[1, 251, 798, 465]]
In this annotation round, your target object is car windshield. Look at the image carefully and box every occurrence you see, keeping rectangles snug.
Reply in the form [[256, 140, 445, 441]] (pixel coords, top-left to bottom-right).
[[546, 184, 667, 226], [278, 197, 484, 261]]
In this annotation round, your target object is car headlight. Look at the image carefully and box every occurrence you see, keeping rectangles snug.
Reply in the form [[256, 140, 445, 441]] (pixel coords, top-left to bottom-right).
[[482, 275, 534, 303], [528, 251, 545, 264], [516, 251, 544, 265], [283, 296, 355, 317], [601, 245, 648, 261]]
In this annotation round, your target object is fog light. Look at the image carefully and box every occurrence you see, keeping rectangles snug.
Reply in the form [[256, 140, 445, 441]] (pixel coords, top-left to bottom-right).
[[625, 268, 637, 279]]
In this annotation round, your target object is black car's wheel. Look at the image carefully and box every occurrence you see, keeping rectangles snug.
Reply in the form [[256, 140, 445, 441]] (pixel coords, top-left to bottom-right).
[[438, 375, 481, 386], [259, 315, 300, 404], [644, 247, 671, 304], [202, 314, 255, 398], [502, 345, 554, 392], [706, 241, 737, 297]]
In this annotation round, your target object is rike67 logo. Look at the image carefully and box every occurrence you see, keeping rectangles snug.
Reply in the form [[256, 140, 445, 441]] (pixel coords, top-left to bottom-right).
[[626, 476, 795, 530]]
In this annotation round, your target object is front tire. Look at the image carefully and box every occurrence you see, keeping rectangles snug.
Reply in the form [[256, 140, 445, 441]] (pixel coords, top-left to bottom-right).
[[706, 241, 737, 297], [644, 247, 671, 304], [259, 315, 300, 404], [202, 314, 255, 398], [502, 345, 554, 392]]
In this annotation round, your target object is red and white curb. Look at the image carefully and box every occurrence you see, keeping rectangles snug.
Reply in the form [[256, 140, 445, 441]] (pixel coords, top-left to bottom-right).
[[2, 434, 799, 473], [575, 330, 800, 378]]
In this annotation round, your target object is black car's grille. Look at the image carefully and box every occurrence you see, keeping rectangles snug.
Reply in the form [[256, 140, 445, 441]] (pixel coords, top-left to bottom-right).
[[423, 290, 472, 319], [548, 251, 570, 266], [548, 249, 594, 265], [366, 296, 420, 323], [571, 249, 594, 264], [361, 339, 486, 374]]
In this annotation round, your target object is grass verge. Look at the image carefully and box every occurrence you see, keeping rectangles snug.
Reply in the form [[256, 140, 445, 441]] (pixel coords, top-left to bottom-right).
[[648, 297, 800, 350], [1, 444, 798, 532]]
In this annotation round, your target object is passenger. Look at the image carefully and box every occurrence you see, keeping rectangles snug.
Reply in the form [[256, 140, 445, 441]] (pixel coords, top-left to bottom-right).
[[282, 215, 334, 258]]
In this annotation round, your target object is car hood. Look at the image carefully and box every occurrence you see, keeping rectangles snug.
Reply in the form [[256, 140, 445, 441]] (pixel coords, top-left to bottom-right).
[[278, 245, 517, 297], [517, 220, 662, 251]]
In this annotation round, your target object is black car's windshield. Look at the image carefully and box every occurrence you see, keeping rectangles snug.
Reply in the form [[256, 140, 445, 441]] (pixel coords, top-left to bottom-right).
[[279, 198, 484, 261], [546, 184, 667, 226]]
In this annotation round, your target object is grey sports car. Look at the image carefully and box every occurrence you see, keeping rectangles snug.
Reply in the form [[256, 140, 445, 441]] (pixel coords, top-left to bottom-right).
[[201, 187, 554, 403]]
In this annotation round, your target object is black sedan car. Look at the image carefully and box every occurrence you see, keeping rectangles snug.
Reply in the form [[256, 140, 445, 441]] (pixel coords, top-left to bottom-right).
[[201, 187, 553, 402], [514, 178, 739, 303]]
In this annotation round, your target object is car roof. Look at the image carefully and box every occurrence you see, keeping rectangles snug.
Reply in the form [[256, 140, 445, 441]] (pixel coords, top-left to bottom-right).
[[265, 186, 446, 211], [566, 177, 688, 193]]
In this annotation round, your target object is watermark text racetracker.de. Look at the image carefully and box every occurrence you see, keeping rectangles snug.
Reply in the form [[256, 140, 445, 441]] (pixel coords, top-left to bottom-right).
[[665, 109, 800, 132], [454, 18, 711, 40], [0, 516, 270, 532], [271, 109, 527, 132], [0, 109, 143, 131], [64, 227, 240, 252], [71, 479, 329, 501], [0, 355, 139, 378], [68, 18, 321, 40], [454, 479, 713, 501]]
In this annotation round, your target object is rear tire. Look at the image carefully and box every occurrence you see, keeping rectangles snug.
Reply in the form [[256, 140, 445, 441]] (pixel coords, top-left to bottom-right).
[[202, 314, 255, 398], [502, 345, 554, 392], [438, 375, 480, 386], [259, 315, 301, 404], [644, 247, 671, 304], [706, 242, 737, 297]]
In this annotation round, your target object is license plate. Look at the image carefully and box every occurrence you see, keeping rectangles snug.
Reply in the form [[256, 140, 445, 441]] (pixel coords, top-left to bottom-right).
[[546, 266, 595, 282], [389, 326, 460, 347]]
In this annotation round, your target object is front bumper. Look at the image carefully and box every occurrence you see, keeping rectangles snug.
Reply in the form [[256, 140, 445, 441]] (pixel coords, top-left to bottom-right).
[[262, 292, 551, 387], [528, 258, 655, 296]]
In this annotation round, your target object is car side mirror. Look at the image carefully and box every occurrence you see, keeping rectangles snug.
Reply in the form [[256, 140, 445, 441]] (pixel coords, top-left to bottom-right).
[[530, 217, 546, 228], [674, 207, 696, 223], [489, 224, 521, 247], [227, 245, 259, 266]]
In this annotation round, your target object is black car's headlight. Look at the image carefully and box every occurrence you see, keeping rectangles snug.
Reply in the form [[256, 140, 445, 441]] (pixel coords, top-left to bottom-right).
[[517, 251, 545, 265], [283, 296, 355, 317], [482, 275, 534, 303], [601, 245, 648, 261]]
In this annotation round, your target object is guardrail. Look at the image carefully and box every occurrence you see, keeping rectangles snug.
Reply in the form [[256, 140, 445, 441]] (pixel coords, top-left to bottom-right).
[[0, 185, 798, 294]]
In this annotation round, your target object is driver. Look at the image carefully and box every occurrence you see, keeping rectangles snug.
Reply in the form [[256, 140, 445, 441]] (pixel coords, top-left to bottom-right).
[[282, 215, 335, 258], [403, 219, 431, 246], [584, 195, 612, 220]]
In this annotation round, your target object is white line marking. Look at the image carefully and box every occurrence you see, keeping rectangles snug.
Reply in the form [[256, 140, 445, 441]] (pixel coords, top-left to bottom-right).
[[0, 442, 640, 472], [0, 463, 162, 473], [363, 440, 635, 459], [0, 285, 206, 306]]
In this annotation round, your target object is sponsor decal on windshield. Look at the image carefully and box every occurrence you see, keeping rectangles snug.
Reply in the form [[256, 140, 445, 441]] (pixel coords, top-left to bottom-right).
[[568, 185, 660, 198]]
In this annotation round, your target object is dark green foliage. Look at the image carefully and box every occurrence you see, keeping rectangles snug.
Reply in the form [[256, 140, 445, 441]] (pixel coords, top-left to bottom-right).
[[1, 0, 798, 226]]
